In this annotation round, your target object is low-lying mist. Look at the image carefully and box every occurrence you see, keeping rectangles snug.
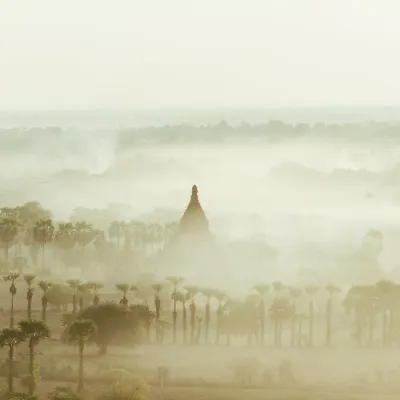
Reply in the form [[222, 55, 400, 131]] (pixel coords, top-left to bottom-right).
[[1, 117, 400, 290]]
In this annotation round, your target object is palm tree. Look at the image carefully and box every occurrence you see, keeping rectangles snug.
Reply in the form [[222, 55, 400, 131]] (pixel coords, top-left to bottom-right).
[[0, 327, 25, 393], [33, 218, 54, 270], [108, 221, 126, 249], [18, 319, 50, 396], [116, 284, 136, 307], [24, 274, 36, 319], [213, 289, 226, 345], [0, 217, 19, 263], [289, 287, 302, 347], [272, 281, 286, 345], [164, 221, 179, 248], [172, 291, 187, 344], [3, 272, 20, 328], [325, 284, 341, 346], [269, 297, 293, 347], [201, 288, 214, 344], [184, 286, 198, 345], [55, 222, 76, 251], [253, 284, 269, 345], [152, 284, 163, 343], [38, 280, 51, 323], [144, 223, 164, 254], [305, 285, 319, 348], [129, 221, 146, 251], [67, 319, 96, 393], [74, 221, 95, 255], [166, 276, 184, 344], [78, 283, 90, 311], [88, 282, 104, 305], [375, 280, 397, 347], [67, 279, 81, 314]]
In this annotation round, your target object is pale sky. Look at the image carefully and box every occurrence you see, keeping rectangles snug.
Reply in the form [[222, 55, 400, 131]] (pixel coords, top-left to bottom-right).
[[0, 0, 399, 109]]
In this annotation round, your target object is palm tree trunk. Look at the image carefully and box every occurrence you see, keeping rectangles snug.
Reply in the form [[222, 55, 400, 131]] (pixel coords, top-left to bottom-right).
[[155, 296, 161, 343], [355, 311, 363, 348], [388, 308, 394, 347], [72, 292, 77, 314], [259, 300, 265, 345], [172, 296, 177, 344], [368, 311, 375, 345], [291, 301, 296, 347], [182, 304, 187, 344], [308, 300, 314, 348], [28, 295, 32, 319], [216, 307, 222, 345], [10, 293, 14, 328], [205, 303, 210, 344], [382, 310, 387, 347], [326, 297, 332, 346], [42, 296, 47, 323], [41, 244, 45, 270], [28, 342, 34, 396], [278, 319, 283, 347], [190, 302, 196, 345], [273, 318, 278, 347], [8, 344, 14, 393], [297, 319, 303, 347], [78, 338, 84, 392]]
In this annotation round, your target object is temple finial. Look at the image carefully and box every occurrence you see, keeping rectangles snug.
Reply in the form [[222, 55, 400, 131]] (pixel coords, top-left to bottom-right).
[[192, 185, 198, 196]]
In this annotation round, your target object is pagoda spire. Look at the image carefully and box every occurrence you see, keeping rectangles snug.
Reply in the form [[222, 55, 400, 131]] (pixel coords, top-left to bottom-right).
[[179, 185, 209, 234]]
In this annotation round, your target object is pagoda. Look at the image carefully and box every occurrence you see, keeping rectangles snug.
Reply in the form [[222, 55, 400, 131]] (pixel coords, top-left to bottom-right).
[[161, 185, 219, 279], [179, 185, 210, 236]]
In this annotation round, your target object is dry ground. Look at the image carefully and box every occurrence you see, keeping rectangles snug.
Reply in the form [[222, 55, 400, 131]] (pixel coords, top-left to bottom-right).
[[1, 282, 400, 399]]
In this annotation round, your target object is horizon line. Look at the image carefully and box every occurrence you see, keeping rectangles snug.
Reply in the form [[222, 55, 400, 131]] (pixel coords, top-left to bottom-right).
[[1, 105, 400, 113]]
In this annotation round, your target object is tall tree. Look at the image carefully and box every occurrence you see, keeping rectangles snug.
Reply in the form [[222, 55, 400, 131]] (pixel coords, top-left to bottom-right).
[[116, 284, 137, 307], [66, 319, 96, 393], [33, 219, 54, 270], [144, 223, 164, 254], [173, 291, 187, 344], [152, 284, 163, 342], [289, 287, 302, 347], [164, 221, 179, 248], [18, 319, 50, 396], [74, 221, 96, 255], [88, 282, 104, 305], [77, 283, 90, 311], [184, 286, 198, 345], [0, 327, 25, 393], [166, 276, 184, 344], [213, 289, 226, 345], [253, 284, 269, 345], [38, 280, 51, 323], [325, 284, 341, 346], [305, 285, 319, 348], [201, 288, 213, 344], [55, 222, 76, 254], [375, 280, 396, 347], [0, 217, 19, 262], [3, 272, 20, 328], [67, 279, 81, 314], [108, 221, 126, 249], [24, 274, 36, 319], [268, 297, 293, 347]]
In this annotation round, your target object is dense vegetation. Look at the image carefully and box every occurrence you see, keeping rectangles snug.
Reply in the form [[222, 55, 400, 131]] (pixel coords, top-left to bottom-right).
[[0, 201, 399, 399]]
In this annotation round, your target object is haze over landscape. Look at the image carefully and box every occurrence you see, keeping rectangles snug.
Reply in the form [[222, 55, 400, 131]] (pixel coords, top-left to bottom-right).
[[1, 1, 400, 400]]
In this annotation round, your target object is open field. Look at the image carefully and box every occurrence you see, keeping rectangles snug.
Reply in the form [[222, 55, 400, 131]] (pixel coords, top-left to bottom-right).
[[2, 338, 400, 399]]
